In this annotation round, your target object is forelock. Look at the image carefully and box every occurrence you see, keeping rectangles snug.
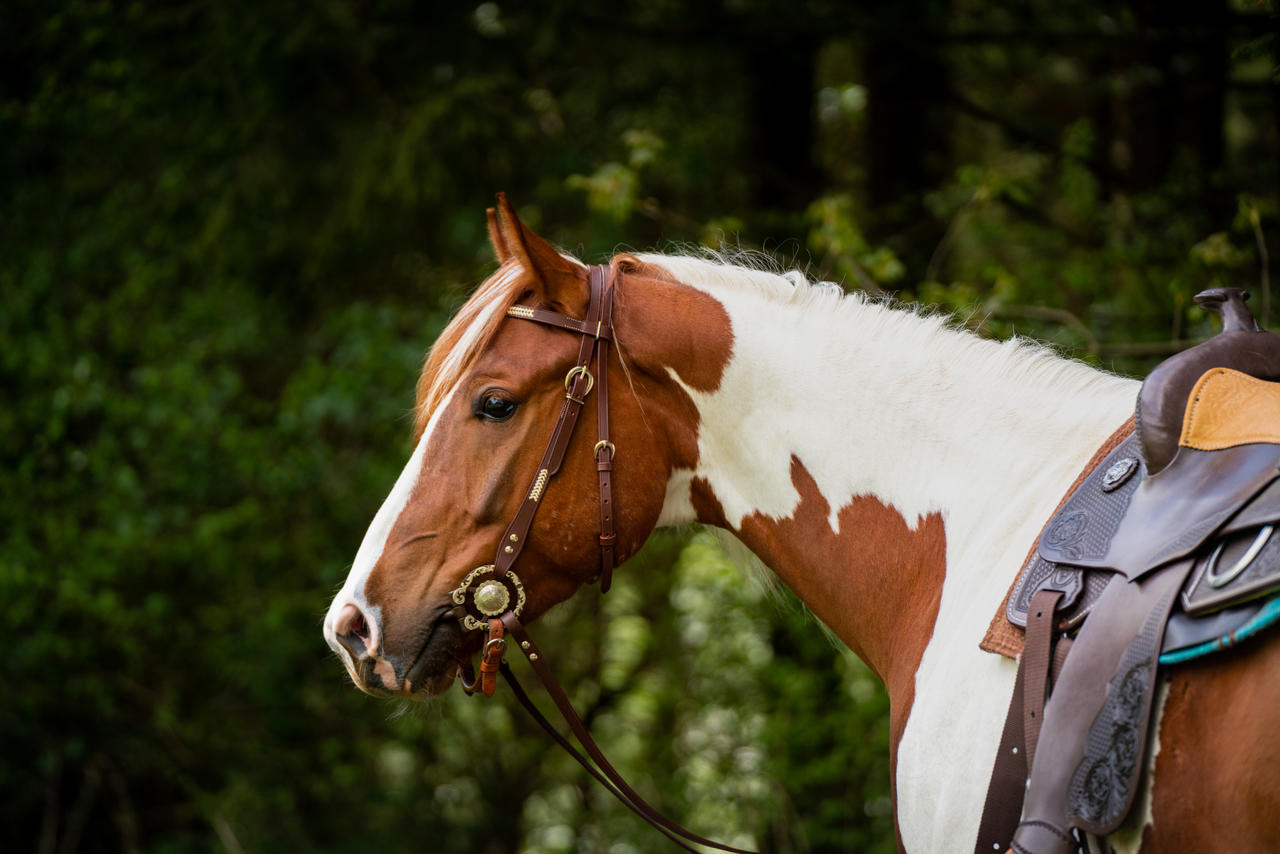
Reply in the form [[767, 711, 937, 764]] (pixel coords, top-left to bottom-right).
[[413, 262, 527, 441]]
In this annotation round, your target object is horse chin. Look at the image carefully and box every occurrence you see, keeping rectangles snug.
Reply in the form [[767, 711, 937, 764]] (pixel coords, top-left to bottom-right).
[[406, 661, 459, 699], [401, 613, 467, 700]]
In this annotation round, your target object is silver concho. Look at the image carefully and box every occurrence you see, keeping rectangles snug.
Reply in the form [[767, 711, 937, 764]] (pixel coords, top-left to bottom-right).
[[451, 564, 526, 631], [1101, 457, 1138, 492], [474, 580, 510, 616]]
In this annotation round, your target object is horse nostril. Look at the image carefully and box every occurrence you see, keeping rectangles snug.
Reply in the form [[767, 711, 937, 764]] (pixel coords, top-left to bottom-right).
[[334, 603, 374, 656]]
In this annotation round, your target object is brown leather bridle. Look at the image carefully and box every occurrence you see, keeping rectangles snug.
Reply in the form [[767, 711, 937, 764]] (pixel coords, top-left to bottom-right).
[[447, 265, 755, 853]]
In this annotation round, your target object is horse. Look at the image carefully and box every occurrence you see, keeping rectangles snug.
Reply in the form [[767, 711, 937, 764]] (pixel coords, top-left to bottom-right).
[[323, 196, 1280, 852]]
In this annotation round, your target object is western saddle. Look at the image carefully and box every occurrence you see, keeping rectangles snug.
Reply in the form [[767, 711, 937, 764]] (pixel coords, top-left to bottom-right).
[[978, 288, 1280, 854]]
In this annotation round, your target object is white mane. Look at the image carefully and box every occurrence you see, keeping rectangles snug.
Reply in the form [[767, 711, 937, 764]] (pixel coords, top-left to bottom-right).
[[638, 251, 1136, 407]]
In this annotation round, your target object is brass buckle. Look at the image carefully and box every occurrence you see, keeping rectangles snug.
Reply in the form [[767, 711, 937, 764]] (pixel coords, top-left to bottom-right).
[[459, 627, 507, 696], [564, 365, 594, 401], [483, 636, 507, 657]]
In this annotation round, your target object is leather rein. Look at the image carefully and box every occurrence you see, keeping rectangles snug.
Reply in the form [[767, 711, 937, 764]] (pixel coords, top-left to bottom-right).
[[446, 265, 754, 854]]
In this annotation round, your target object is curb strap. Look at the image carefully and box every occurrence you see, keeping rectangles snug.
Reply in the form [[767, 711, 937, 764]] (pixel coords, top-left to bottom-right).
[[457, 618, 507, 697], [499, 612, 757, 854]]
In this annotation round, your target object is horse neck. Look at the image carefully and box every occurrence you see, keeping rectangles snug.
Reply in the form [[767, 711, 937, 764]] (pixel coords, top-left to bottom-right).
[[635, 258, 1140, 692]]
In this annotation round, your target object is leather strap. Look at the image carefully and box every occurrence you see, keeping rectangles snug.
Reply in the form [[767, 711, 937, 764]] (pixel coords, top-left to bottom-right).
[[973, 654, 1030, 854], [494, 265, 617, 588], [457, 618, 508, 697], [592, 267, 618, 591], [1023, 589, 1063, 770], [973, 590, 1067, 854], [505, 304, 613, 339], [478, 618, 505, 697], [501, 613, 755, 854], [497, 665, 718, 853]]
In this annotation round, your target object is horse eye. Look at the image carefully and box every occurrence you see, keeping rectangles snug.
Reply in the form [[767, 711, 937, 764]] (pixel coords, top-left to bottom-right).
[[476, 393, 518, 422]]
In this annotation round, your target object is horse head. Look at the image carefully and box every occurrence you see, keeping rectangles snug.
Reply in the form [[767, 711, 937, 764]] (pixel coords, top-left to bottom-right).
[[322, 196, 725, 698]]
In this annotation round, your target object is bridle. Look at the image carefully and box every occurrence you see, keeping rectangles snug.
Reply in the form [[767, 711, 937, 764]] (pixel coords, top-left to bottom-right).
[[446, 264, 755, 854]]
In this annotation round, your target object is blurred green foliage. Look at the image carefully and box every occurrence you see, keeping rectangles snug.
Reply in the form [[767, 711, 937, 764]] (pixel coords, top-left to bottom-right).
[[2, 0, 1276, 852]]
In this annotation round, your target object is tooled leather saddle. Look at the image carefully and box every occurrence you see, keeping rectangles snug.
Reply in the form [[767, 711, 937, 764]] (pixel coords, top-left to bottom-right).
[[976, 288, 1280, 854]]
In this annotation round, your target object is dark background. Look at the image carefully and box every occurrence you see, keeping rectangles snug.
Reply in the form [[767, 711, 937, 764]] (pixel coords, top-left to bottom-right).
[[3, 1, 1277, 852]]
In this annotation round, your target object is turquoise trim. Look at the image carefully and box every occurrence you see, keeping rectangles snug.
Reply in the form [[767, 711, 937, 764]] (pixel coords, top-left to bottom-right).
[[1159, 597, 1280, 665]]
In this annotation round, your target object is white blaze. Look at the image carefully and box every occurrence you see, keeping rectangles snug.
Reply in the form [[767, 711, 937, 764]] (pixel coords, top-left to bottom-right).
[[323, 386, 459, 665]]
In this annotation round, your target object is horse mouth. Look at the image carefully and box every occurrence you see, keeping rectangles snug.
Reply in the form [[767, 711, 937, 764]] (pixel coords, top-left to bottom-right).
[[401, 609, 470, 698], [340, 605, 482, 700]]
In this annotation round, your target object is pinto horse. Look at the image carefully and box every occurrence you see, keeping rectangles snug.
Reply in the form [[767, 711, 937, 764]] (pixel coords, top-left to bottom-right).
[[324, 197, 1280, 852]]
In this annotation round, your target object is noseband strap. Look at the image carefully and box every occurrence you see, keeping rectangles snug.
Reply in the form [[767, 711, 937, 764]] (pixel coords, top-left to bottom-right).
[[454, 264, 757, 853]]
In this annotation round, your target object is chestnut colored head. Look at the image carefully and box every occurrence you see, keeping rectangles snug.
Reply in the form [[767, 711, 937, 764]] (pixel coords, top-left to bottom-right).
[[322, 197, 690, 697]]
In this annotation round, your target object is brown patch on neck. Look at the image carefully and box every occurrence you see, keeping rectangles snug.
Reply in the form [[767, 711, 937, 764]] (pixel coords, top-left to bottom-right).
[[691, 457, 947, 841], [613, 258, 734, 394]]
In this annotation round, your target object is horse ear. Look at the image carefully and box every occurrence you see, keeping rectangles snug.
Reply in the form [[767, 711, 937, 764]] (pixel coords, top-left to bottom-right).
[[486, 207, 511, 263], [494, 193, 588, 311]]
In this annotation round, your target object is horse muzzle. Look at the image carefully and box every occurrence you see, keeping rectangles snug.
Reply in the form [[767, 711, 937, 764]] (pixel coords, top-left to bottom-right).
[[326, 600, 464, 698]]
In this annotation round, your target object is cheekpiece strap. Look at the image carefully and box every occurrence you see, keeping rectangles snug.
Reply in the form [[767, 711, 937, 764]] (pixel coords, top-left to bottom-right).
[[495, 265, 619, 590]]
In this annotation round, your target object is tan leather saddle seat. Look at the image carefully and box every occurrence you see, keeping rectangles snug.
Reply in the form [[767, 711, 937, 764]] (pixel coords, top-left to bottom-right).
[[1136, 287, 1280, 474]]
